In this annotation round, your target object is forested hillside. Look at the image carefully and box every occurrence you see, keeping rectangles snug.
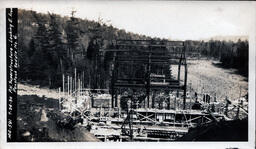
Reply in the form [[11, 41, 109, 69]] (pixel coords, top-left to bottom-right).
[[17, 9, 248, 89], [18, 9, 152, 89]]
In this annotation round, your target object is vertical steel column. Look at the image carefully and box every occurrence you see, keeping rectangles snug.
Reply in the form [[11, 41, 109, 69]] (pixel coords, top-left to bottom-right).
[[114, 61, 119, 107], [183, 45, 187, 110], [183, 63, 187, 110], [111, 52, 117, 108], [177, 50, 182, 97], [147, 52, 151, 108]]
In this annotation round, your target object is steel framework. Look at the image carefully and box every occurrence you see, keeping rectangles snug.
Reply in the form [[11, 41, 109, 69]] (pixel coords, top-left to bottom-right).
[[102, 39, 188, 110]]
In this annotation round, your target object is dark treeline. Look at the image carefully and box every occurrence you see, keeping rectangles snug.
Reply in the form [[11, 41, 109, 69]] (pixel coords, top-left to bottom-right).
[[18, 9, 248, 89], [185, 40, 248, 77]]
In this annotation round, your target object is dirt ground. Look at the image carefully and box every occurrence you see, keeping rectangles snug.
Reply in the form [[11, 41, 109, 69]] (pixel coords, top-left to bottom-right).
[[18, 83, 61, 99], [16, 95, 100, 142], [172, 59, 248, 102]]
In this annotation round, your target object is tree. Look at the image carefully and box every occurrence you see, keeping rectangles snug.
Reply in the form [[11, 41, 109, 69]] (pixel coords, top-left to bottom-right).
[[29, 13, 52, 85], [65, 10, 81, 63]]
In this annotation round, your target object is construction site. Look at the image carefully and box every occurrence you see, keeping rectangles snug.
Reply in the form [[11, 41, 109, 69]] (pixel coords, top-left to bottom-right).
[[16, 39, 248, 142]]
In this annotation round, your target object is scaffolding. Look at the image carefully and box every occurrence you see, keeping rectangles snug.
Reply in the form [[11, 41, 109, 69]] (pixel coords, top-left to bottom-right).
[[103, 39, 188, 110], [57, 39, 238, 141], [100, 40, 187, 140]]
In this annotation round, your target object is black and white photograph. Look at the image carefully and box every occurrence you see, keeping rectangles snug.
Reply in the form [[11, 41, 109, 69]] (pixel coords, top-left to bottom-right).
[[0, 1, 256, 149]]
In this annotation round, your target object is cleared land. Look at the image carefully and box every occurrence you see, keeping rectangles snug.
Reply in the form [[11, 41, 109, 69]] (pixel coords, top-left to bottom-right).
[[18, 84, 61, 99], [172, 59, 248, 102]]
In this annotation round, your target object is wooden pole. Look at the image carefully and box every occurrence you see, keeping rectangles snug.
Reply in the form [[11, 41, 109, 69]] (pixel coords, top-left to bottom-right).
[[71, 76, 73, 96], [82, 71, 85, 88], [152, 91, 155, 108], [80, 76, 82, 95], [68, 76, 70, 96], [75, 68, 77, 92], [80, 80, 83, 94], [78, 78, 80, 97], [58, 87, 61, 111], [62, 74, 65, 96]]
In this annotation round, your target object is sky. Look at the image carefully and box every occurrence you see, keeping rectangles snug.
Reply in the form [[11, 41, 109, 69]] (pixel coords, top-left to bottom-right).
[[14, 1, 256, 40]]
